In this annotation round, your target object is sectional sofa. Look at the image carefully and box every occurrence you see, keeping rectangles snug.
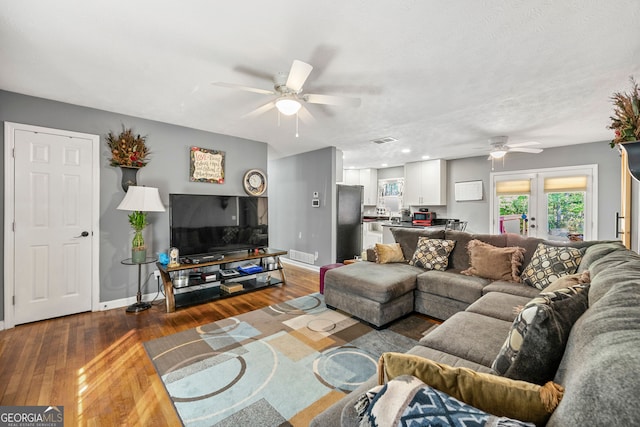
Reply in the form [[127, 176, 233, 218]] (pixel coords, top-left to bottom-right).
[[312, 228, 640, 425]]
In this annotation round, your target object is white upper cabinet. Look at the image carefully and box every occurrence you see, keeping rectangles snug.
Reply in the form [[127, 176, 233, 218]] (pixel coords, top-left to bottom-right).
[[342, 168, 378, 205], [403, 159, 447, 206]]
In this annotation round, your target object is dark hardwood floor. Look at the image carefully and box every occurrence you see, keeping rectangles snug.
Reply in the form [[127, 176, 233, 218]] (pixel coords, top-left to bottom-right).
[[0, 263, 319, 426]]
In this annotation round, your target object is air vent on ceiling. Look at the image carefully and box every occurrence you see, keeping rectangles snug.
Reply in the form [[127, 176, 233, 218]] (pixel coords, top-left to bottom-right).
[[371, 136, 398, 144]]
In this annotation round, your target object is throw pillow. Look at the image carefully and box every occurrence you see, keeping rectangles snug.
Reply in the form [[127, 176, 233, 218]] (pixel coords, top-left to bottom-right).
[[356, 375, 536, 427], [541, 270, 590, 294], [491, 284, 590, 385], [461, 240, 525, 282], [374, 243, 405, 264], [409, 238, 456, 270], [378, 353, 563, 426], [520, 243, 584, 290]]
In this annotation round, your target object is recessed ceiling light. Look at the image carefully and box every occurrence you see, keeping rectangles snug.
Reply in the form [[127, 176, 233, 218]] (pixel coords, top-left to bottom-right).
[[401, 149, 411, 153], [422, 155, 430, 160], [381, 163, 388, 167]]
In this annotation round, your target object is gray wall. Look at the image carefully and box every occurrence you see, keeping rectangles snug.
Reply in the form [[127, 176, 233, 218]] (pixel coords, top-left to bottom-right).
[[268, 147, 337, 267], [0, 90, 267, 320], [446, 142, 621, 237]]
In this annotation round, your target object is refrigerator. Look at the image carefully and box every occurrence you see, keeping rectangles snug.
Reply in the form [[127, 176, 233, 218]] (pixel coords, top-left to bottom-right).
[[336, 184, 364, 263]]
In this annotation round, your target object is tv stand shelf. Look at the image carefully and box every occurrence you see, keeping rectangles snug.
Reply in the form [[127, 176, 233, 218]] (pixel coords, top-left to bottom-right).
[[156, 248, 288, 313]]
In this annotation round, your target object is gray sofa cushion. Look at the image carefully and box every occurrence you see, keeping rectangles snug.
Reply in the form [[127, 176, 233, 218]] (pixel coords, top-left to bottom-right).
[[418, 311, 512, 367], [577, 241, 628, 273], [324, 261, 422, 304], [504, 233, 599, 268], [389, 227, 446, 260], [407, 345, 495, 374], [465, 292, 532, 322], [548, 249, 640, 425], [444, 230, 507, 270], [483, 281, 540, 299], [416, 269, 489, 304]]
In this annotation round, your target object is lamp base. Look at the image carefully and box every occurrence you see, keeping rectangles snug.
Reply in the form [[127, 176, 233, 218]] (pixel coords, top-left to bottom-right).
[[126, 301, 152, 313]]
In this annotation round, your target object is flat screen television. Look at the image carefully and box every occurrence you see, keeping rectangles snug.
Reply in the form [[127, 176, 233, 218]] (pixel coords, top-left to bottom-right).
[[169, 194, 268, 257]]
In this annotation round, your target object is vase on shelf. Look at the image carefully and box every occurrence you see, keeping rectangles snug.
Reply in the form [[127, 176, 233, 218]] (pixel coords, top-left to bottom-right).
[[120, 166, 140, 192], [620, 141, 640, 181]]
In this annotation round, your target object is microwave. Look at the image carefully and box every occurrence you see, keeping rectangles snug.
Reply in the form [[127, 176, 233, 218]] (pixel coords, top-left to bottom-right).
[[413, 211, 436, 225]]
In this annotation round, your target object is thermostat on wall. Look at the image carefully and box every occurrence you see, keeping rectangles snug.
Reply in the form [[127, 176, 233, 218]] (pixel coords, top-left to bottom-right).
[[312, 199, 320, 207]]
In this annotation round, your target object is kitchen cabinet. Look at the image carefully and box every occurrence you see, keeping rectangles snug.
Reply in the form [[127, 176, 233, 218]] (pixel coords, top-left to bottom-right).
[[403, 159, 447, 206], [343, 168, 378, 205], [363, 221, 383, 249]]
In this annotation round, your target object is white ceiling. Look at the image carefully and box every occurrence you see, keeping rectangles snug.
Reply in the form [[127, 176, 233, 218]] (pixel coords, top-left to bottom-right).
[[2, 1, 639, 169]]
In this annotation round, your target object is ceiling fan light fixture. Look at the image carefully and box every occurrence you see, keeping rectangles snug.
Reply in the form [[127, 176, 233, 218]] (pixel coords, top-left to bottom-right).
[[490, 149, 507, 159], [275, 97, 301, 116]]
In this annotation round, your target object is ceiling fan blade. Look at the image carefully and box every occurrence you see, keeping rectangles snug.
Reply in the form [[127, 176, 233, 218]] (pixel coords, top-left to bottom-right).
[[286, 60, 313, 92], [506, 141, 541, 148], [304, 93, 361, 107], [242, 101, 276, 118], [297, 106, 316, 124], [509, 147, 543, 154], [212, 82, 274, 95]]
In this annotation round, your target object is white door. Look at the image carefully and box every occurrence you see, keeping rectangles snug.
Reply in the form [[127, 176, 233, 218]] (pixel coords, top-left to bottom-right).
[[9, 126, 96, 325], [491, 165, 597, 241]]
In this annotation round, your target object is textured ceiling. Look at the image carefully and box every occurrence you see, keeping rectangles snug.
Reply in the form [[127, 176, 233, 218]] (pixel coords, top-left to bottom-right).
[[1, 1, 639, 168]]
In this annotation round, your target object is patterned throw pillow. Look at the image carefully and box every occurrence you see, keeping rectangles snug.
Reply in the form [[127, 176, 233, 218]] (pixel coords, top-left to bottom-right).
[[409, 238, 456, 271], [521, 243, 584, 290], [491, 284, 590, 384], [374, 243, 405, 264], [356, 375, 536, 427], [379, 352, 564, 426]]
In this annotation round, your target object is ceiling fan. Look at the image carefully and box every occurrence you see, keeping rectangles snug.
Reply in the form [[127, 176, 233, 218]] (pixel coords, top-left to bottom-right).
[[487, 136, 543, 159], [212, 60, 361, 122]]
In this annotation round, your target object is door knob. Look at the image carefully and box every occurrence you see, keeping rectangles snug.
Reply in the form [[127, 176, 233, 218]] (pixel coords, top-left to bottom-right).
[[75, 231, 90, 238]]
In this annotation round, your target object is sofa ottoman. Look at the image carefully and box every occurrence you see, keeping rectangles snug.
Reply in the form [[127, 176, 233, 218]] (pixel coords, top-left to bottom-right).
[[324, 261, 423, 327]]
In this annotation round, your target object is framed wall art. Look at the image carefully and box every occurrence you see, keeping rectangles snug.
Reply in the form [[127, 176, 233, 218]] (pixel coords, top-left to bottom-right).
[[190, 146, 225, 183]]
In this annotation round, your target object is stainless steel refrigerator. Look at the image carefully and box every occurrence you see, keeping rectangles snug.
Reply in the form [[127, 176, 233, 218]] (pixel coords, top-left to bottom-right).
[[336, 184, 364, 263]]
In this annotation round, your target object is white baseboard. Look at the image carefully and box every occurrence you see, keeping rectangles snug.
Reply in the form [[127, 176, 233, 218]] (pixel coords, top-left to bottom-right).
[[97, 292, 163, 311], [280, 257, 320, 272]]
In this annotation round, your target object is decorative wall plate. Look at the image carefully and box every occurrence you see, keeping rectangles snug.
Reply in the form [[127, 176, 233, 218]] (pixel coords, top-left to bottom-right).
[[243, 169, 267, 196]]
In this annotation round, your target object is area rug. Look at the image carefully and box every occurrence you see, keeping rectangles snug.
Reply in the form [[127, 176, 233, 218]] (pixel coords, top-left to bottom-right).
[[144, 293, 438, 426]]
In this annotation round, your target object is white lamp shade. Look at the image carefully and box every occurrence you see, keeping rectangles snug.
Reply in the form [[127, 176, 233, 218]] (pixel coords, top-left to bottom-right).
[[275, 97, 302, 116], [117, 186, 166, 212]]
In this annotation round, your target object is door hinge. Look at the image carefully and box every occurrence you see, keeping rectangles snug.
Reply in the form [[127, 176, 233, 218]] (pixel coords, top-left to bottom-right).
[[12, 295, 15, 305], [12, 222, 15, 232]]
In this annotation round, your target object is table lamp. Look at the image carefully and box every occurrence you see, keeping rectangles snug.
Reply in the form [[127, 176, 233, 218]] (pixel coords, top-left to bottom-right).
[[117, 186, 165, 312]]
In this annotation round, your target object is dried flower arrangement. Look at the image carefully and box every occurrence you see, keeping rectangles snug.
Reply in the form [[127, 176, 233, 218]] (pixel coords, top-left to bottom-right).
[[106, 126, 149, 167], [608, 76, 640, 148]]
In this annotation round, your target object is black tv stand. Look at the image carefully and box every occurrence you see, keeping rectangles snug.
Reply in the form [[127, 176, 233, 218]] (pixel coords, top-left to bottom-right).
[[157, 248, 287, 313]]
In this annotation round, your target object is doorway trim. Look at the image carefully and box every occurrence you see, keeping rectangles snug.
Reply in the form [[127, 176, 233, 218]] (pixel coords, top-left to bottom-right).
[[489, 164, 598, 239], [3, 122, 101, 329]]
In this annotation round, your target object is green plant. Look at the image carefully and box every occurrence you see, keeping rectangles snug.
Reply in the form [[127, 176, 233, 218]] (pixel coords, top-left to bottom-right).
[[608, 76, 640, 148], [128, 211, 147, 249]]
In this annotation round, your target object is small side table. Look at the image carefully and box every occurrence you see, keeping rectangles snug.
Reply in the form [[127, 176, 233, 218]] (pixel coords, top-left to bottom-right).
[[121, 256, 157, 313]]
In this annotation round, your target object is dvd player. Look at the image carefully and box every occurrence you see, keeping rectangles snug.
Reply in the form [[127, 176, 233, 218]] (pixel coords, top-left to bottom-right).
[[187, 253, 225, 264]]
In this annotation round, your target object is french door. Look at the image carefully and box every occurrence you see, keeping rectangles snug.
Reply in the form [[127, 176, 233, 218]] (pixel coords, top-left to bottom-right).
[[490, 165, 597, 241]]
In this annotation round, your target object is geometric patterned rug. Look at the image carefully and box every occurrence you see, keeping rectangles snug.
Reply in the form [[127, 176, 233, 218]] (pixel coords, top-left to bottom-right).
[[143, 293, 438, 426]]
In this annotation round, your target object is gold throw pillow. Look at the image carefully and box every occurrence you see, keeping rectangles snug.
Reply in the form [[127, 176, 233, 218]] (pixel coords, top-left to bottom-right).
[[374, 243, 405, 264], [379, 352, 563, 426]]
